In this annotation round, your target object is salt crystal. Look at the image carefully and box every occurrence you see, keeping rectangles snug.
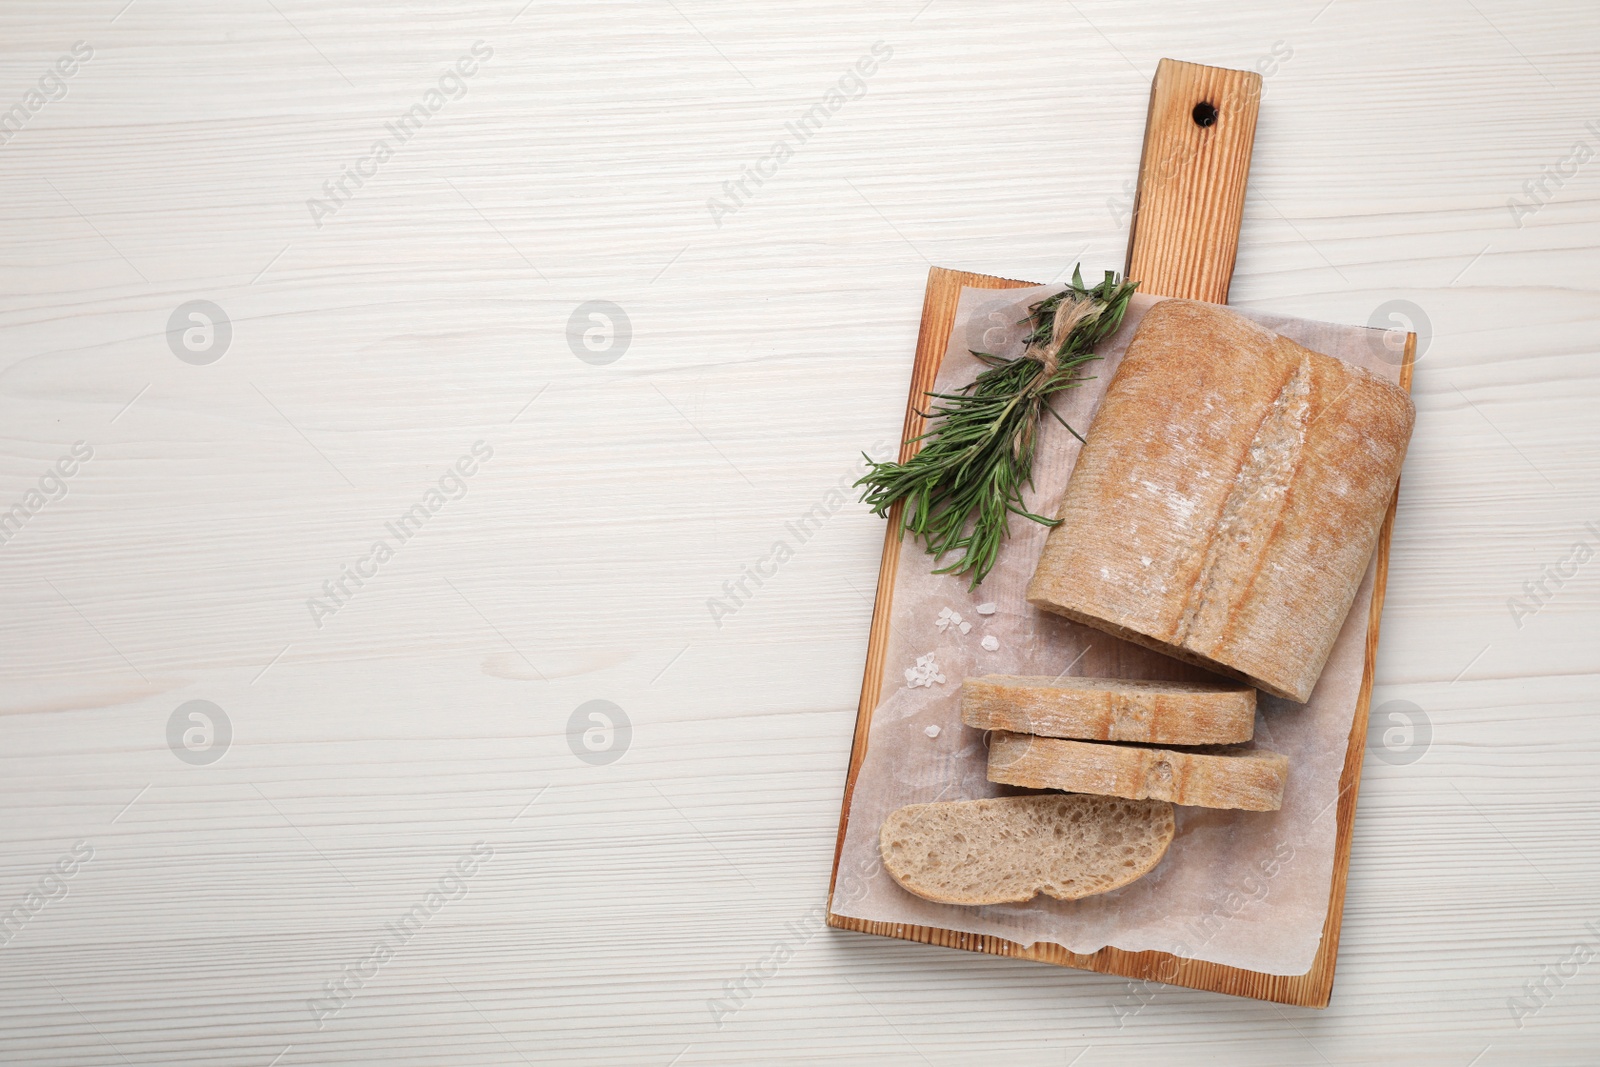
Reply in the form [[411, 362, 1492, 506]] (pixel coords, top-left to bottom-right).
[[904, 652, 946, 689], [981, 635, 999, 652], [949, 612, 962, 626], [924, 725, 941, 738], [976, 603, 997, 615], [959, 621, 972, 634]]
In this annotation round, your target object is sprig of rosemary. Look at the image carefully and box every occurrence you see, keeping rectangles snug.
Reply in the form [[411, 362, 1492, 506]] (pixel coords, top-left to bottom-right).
[[855, 266, 1139, 587]]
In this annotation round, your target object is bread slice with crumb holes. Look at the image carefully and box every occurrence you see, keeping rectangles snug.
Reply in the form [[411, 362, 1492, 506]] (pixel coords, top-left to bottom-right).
[[878, 794, 1175, 905], [987, 732, 1288, 811]]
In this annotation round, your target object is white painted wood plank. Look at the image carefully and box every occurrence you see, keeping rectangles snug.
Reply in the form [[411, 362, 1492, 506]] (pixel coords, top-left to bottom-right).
[[0, 1, 1597, 1063]]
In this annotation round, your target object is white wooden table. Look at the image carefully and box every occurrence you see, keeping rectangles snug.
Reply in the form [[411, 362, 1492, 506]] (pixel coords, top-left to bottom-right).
[[1, 2, 1596, 1063]]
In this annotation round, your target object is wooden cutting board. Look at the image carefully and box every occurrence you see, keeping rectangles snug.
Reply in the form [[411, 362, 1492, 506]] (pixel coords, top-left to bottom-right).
[[826, 58, 1416, 1008]]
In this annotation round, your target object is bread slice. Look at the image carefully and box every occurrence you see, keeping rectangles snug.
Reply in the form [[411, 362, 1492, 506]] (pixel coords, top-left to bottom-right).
[[987, 732, 1288, 811], [878, 794, 1175, 905], [1027, 299, 1415, 702], [961, 674, 1255, 745]]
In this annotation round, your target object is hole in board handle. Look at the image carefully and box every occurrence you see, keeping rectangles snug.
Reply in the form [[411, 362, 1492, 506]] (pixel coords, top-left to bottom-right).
[[1192, 101, 1218, 128]]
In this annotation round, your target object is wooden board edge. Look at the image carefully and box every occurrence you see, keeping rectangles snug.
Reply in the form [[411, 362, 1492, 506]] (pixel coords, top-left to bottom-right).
[[1278, 328, 1416, 1005], [828, 266, 1039, 901], [825, 273, 1415, 1008]]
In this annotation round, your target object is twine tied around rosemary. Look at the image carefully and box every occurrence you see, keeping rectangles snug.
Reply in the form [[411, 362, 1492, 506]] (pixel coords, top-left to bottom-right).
[[855, 266, 1139, 586], [1029, 292, 1103, 378]]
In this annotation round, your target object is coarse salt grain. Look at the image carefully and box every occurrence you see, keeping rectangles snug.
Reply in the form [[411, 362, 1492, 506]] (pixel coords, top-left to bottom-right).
[[981, 635, 1000, 652], [904, 652, 946, 688], [976, 603, 997, 615], [924, 725, 941, 738], [959, 621, 972, 634]]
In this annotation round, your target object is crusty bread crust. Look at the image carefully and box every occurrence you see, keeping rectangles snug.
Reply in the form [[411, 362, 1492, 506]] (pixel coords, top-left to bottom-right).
[[987, 732, 1288, 811], [879, 794, 1176, 905], [1026, 300, 1415, 701], [960, 674, 1255, 745]]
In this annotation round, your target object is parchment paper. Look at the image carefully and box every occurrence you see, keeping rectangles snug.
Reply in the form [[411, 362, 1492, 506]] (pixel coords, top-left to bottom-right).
[[833, 289, 1403, 976]]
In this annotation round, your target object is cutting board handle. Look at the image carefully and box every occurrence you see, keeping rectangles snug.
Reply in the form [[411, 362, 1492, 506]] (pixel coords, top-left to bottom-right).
[[1124, 58, 1263, 304]]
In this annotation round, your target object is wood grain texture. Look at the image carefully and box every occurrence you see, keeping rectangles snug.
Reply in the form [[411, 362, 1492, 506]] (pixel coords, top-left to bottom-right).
[[1125, 59, 1262, 304], [0, 2, 1597, 1063]]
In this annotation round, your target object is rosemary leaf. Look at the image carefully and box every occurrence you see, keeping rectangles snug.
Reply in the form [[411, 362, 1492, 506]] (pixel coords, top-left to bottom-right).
[[856, 266, 1138, 587]]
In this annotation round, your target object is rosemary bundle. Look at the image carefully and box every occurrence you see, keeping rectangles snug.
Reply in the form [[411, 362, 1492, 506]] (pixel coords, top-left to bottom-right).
[[856, 266, 1139, 586]]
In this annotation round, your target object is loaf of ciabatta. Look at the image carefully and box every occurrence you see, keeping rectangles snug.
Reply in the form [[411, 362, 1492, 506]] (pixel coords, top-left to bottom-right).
[[1027, 299, 1414, 701]]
